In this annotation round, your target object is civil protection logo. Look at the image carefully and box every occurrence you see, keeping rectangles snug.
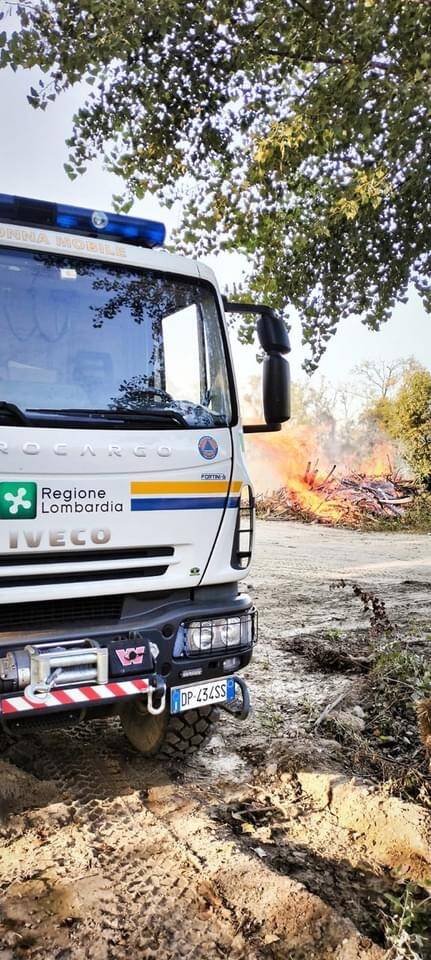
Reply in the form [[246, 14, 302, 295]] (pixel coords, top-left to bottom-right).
[[198, 436, 218, 460], [0, 482, 37, 520]]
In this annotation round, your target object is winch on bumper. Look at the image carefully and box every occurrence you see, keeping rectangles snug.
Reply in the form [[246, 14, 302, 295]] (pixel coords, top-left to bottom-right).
[[0, 595, 256, 724], [0, 637, 168, 717]]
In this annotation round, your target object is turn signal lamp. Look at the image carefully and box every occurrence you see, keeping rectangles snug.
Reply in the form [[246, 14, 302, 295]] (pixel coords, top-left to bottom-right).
[[0, 194, 166, 248], [231, 484, 254, 570]]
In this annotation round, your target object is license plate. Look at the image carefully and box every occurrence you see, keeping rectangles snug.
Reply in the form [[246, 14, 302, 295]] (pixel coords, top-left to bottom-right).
[[170, 677, 236, 714]]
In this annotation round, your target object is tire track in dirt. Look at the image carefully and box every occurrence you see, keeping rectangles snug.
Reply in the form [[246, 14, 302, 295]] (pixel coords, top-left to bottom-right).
[[2, 723, 254, 960], [1, 722, 256, 960], [1, 522, 430, 959], [1, 719, 383, 960]]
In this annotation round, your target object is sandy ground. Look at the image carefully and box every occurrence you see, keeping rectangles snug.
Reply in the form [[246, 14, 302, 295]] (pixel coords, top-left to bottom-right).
[[0, 521, 430, 959]]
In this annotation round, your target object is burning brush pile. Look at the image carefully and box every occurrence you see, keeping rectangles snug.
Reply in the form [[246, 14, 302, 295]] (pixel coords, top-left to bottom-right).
[[256, 463, 416, 526], [248, 430, 417, 527]]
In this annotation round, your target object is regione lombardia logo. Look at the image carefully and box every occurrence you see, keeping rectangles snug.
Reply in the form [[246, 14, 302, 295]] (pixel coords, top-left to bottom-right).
[[0, 482, 37, 519]]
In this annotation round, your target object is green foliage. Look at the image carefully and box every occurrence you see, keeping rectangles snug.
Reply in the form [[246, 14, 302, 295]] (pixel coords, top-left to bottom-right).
[[374, 644, 431, 699], [391, 370, 431, 485], [366, 394, 398, 434], [383, 883, 431, 959], [371, 492, 431, 533], [398, 491, 431, 532], [2, 1, 431, 368], [364, 367, 431, 484]]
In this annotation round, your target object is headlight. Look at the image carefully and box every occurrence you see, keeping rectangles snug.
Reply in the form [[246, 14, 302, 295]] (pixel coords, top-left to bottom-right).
[[183, 612, 255, 655], [187, 623, 214, 652]]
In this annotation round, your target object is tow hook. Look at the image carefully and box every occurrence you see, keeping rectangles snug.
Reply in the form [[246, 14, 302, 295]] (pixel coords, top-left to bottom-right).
[[147, 677, 167, 716], [25, 668, 63, 702], [220, 675, 251, 721]]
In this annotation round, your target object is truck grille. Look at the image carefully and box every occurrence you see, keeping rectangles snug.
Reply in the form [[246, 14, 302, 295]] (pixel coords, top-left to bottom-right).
[[0, 565, 169, 588], [0, 546, 174, 566], [0, 595, 125, 633], [0, 545, 174, 587]]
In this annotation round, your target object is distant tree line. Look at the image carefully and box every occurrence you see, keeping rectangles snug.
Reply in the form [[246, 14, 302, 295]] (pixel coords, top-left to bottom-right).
[[274, 360, 431, 485]]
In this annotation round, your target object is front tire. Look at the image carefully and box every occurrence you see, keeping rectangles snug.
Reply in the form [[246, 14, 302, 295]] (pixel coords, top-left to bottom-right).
[[119, 699, 218, 757]]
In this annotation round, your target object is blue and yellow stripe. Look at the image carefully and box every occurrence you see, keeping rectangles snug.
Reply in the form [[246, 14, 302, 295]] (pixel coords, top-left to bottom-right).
[[130, 480, 241, 512]]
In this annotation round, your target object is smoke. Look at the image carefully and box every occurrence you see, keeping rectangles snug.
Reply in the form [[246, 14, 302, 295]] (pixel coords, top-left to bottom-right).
[[244, 421, 403, 496]]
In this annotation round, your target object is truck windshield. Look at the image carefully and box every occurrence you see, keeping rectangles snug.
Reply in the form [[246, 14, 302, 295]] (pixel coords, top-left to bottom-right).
[[0, 248, 233, 428]]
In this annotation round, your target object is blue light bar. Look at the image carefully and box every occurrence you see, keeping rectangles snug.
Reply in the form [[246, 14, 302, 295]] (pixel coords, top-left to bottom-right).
[[0, 194, 166, 248]]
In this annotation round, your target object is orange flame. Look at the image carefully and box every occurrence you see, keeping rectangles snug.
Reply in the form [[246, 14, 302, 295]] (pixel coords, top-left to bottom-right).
[[245, 426, 400, 523]]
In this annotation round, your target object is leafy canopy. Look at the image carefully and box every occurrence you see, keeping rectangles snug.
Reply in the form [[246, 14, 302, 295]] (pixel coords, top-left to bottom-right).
[[1, 0, 431, 368], [390, 370, 431, 485], [367, 368, 431, 484]]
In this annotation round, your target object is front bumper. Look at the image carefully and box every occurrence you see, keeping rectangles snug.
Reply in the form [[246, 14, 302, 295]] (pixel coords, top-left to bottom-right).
[[1, 673, 252, 722], [0, 584, 256, 719]]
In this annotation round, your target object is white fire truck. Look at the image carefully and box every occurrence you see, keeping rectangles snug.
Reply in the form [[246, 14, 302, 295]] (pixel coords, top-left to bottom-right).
[[0, 194, 290, 756]]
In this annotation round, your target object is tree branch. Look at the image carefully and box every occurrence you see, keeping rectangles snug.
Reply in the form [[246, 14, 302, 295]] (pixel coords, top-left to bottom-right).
[[266, 50, 349, 66], [266, 48, 390, 72]]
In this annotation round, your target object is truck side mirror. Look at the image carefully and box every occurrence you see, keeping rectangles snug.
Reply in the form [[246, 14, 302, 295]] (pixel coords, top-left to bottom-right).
[[222, 298, 291, 433], [257, 309, 291, 355], [263, 353, 291, 424]]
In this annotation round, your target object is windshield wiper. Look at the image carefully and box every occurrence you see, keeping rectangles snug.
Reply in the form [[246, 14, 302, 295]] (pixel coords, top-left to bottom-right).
[[0, 402, 188, 429], [28, 407, 188, 428], [0, 401, 31, 425]]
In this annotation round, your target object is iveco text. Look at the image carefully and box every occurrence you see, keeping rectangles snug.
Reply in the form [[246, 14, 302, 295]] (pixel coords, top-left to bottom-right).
[[0, 193, 290, 759], [9, 528, 112, 549]]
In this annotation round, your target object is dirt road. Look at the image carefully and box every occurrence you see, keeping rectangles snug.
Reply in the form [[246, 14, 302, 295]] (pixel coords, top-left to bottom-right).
[[1, 521, 430, 959]]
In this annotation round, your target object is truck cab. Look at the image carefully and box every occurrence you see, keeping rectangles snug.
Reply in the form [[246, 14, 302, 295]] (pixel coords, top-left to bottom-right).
[[0, 194, 290, 756]]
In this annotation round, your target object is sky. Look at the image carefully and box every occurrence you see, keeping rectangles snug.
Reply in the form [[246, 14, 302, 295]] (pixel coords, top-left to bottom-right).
[[1, 65, 431, 396]]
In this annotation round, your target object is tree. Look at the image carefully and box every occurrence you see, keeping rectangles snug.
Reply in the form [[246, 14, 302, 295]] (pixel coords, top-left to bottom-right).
[[365, 367, 431, 482], [293, 377, 337, 433], [391, 369, 431, 485], [351, 358, 418, 402], [364, 393, 397, 435], [357, 358, 420, 438], [2, 1, 431, 369], [243, 373, 336, 428]]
